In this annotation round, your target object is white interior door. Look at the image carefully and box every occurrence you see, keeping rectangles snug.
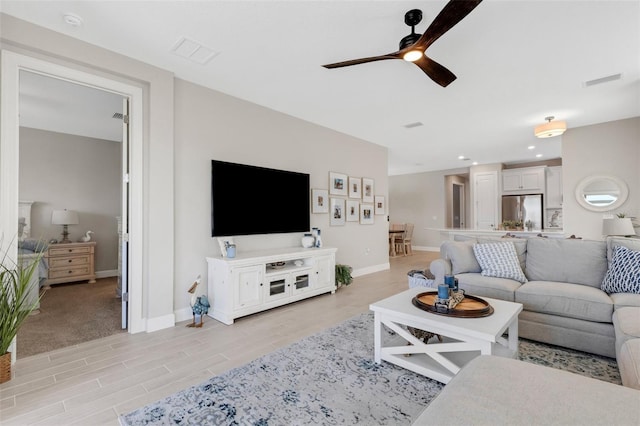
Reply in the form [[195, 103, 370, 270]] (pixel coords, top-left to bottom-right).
[[474, 171, 498, 230]]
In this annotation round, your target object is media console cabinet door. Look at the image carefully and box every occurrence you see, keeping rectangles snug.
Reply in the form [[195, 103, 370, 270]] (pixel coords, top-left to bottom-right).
[[233, 265, 263, 309]]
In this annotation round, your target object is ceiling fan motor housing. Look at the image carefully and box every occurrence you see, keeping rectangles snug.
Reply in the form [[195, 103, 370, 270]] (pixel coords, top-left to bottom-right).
[[400, 33, 422, 50], [400, 9, 423, 50]]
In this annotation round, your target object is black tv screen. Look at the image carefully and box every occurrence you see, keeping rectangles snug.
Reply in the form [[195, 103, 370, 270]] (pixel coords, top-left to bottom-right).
[[211, 160, 310, 237]]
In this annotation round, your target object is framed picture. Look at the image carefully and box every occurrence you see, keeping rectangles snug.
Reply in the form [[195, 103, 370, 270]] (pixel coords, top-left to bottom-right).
[[346, 200, 360, 222], [360, 204, 374, 225], [362, 178, 374, 202], [348, 177, 362, 199], [311, 188, 329, 213], [374, 195, 385, 215], [329, 172, 348, 196], [330, 198, 346, 226]]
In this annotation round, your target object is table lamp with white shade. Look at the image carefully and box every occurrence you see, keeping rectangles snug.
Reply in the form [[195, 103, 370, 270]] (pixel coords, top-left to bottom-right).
[[51, 209, 79, 243], [602, 217, 635, 237]]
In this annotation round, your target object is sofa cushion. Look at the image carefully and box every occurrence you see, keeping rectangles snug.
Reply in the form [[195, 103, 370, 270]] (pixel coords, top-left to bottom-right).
[[473, 241, 528, 283], [441, 240, 481, 275], [606, 236, 640, 267], [525, 238, 607, 288], [601, 245, 640, 294], [515, 281, 613, 323], [610, 292, 640, 309], [456, 273, 521, 302]]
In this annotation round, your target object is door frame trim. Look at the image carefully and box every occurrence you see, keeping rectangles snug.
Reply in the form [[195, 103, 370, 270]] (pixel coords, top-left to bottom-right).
[[1, 50, 145, 339]]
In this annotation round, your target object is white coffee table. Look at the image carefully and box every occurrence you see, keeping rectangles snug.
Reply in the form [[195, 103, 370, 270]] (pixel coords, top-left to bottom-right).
[[370, 287, 523, 384]]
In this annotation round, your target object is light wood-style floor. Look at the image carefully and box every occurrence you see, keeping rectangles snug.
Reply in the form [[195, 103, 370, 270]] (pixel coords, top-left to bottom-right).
[[0, 251, 439, 425]]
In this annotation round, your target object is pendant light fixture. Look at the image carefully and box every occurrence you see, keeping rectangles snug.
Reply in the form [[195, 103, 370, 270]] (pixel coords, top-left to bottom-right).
[[534, 116, 567, 138]]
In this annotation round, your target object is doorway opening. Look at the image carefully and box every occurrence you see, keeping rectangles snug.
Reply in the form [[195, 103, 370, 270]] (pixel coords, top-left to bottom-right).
[[2, 51, 145, 360], [444, 174, 469, 229]]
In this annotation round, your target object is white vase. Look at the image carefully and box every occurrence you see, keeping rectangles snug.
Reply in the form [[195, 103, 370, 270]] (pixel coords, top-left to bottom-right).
[[301, 234, 315, 248]]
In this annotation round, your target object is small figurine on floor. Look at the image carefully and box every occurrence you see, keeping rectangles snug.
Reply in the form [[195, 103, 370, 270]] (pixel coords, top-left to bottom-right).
[[186, 275, 210, 328]]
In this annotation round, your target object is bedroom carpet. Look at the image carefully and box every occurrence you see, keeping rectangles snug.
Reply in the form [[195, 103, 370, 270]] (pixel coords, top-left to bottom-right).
[[16, 277, 124, 358], [120, 312, 620, 426]]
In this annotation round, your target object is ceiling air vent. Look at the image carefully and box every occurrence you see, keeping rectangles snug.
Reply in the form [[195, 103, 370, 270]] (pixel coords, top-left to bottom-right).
[[112, 112, 124, 120], [404, 122, 423, 129], [171, 36, 219, 65]]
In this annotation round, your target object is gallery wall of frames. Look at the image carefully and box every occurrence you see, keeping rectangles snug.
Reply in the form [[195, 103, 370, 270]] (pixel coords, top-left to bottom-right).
[[312, 172, 386, 226]]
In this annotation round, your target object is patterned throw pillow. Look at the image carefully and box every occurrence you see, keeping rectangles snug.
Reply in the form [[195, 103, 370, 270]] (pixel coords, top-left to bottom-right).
[[601, 245, 640, 294], [473, 242, 528, 283]]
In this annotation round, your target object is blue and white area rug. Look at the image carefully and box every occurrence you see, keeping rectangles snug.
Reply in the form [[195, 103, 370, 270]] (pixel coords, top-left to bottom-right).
[[120, 312, 619, 426]]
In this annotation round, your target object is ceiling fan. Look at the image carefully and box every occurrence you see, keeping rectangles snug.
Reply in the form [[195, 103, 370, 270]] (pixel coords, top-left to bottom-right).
[[322, 0, 483, 87]]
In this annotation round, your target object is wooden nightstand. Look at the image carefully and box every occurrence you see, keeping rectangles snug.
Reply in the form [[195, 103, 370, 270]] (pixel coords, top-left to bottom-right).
[[44, 241, 96, 288]]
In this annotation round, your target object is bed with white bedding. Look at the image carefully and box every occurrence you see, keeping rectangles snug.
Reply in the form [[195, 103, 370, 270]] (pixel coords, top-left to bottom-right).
[[18, 201, 48, 310]]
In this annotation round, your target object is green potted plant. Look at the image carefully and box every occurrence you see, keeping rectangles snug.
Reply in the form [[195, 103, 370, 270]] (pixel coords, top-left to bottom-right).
[[335, 264, 353, 288], [0, 243, 43, 383]]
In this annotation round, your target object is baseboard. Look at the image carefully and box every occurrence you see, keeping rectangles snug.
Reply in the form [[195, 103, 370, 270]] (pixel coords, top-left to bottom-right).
[[412, 246, 439, 252], [353, 262, 389, 278], [174, 307, 194, 323], [145, 313, 176, 332], [96, 269, 118, 279]]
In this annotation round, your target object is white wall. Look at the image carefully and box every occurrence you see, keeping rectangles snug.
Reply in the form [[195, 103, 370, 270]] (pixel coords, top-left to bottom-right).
[[19, 127, 121, 272], [562, 117, 640, 239]]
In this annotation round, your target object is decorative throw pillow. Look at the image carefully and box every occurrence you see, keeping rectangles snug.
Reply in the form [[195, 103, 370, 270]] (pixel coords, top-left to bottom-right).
[[601, 245, 640, 294], [473, 242, 528, 283], [443, 240, 481, 275]]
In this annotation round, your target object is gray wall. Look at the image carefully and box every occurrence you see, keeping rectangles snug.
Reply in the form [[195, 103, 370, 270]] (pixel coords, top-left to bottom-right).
[[19, 127, 121, 273], [173, 78, 389, 311], [562, 117, 640, 239]]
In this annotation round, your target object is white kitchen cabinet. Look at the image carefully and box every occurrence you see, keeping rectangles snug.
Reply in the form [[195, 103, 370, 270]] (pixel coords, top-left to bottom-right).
[[502, 166, 546, 194], [207, 246, 337, 324]]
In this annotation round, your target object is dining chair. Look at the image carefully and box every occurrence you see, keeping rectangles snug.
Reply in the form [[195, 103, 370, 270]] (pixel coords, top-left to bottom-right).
[[401, 223, 414, 255]]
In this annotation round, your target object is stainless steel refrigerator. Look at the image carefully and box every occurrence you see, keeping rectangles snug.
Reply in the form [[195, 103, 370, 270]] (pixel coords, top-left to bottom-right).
[[501, 194, 543, 230]]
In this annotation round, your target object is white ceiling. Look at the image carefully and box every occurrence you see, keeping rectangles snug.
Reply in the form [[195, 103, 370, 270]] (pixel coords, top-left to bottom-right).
[[3, 1, 639, 175]]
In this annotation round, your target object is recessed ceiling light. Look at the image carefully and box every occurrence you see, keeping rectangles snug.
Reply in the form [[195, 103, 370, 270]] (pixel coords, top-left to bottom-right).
[[528, 145, 535, 150], [458, 155, 465, 160], [536, 154, 543, 158], [472, 161, 478, 165], [63, 13, 83, 27]]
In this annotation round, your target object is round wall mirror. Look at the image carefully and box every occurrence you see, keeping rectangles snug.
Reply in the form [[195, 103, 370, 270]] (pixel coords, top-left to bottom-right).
[[575, 175, 629, 212]]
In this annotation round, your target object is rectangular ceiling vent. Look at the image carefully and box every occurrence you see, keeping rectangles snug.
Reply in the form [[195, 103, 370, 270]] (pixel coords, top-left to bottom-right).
[[404, 122, 424, 129], [112, 112, 124, 120], [171, 36, 220, 65], [584, 73, 622, 87]]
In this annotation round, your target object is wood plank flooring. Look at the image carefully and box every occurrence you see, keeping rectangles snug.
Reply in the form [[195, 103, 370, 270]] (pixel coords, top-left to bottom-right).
[[0, 252, 438, 425]]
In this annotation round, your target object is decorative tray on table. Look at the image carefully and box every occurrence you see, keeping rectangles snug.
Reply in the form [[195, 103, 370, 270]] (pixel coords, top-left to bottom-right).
[[412, 291, 494, 318]]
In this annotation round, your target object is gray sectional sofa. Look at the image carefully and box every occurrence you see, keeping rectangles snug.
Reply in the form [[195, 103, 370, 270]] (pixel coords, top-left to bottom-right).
[[429, 235, 640, 390]]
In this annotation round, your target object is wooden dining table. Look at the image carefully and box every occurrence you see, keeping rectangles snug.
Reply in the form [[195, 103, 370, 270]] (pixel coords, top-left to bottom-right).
[[388, 229, 405, 257]]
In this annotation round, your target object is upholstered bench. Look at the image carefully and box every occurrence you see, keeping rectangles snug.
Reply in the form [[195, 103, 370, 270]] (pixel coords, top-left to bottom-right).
[[412, 355, 640, 425]]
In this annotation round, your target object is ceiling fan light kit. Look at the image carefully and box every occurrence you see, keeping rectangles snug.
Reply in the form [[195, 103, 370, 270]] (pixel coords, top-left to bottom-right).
[[322, 0, 483, 87], [535, 116, 567, 138]]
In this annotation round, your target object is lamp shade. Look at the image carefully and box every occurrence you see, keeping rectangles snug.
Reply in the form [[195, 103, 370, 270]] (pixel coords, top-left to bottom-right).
[[534, 119, 567, 138], [602, 218, 635, 236], [51, 209, 79, 225]]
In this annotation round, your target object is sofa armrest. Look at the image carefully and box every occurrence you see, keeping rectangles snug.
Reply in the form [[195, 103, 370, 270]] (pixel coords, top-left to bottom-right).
[[429, 258, 451, 286]]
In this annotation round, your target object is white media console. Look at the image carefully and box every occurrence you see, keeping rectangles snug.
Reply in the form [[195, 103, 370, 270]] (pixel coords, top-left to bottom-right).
[[206, 246, 337, 324]]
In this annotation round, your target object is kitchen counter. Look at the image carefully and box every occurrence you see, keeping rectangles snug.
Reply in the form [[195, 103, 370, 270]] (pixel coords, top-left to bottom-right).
[[428, 228, 566, 240]]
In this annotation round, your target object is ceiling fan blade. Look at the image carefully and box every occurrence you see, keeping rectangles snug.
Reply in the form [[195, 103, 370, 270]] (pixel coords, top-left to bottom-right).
[[413, 55, 457, 87], [322, 52, 401, 69], [415, 0, 483, 50]]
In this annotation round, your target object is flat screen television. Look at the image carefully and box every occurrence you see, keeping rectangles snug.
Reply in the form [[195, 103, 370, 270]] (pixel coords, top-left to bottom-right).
[[211, 160, 310, 237]]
